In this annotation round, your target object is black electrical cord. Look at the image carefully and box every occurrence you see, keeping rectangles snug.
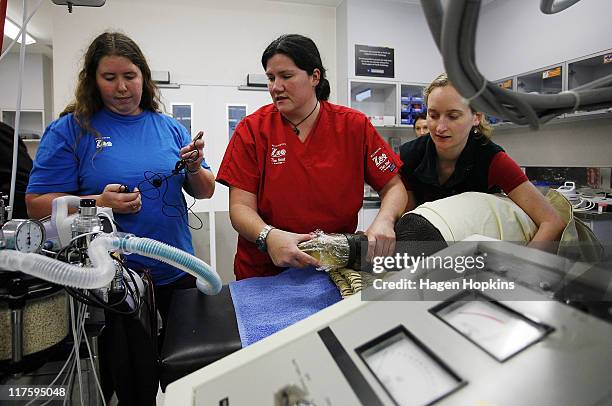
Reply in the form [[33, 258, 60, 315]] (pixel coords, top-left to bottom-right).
[[135, 268, 158, 338], [64, 279, 138, 316], [120, 259, 143, 311], [134, 169, 203, 230], [64, 284, 139, 317], [54, 243, 80, 264], [129, 134, 205, 229], [58, 243, 141, 316]]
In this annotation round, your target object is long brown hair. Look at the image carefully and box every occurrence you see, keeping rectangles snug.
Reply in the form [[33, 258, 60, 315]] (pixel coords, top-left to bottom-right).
[[61, 32, 161, 139], [424, 73, 492, 140]]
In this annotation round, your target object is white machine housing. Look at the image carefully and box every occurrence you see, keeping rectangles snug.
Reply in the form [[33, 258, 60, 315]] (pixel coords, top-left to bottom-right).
[[165, 238, 612, 406]]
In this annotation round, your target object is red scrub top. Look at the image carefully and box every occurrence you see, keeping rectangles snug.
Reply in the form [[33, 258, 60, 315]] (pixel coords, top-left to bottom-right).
[[217, 101, 402, 279]]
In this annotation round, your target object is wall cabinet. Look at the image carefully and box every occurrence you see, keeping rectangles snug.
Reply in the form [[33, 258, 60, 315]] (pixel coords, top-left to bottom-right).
[[567, 49, 612, 116], [487, 78, 514, 126], [349, 79, 426, 129], [490, 48, 612, 127], [400, 84, 426, 126], [517, 64, 564, 95], [350, 80, 397, 126]]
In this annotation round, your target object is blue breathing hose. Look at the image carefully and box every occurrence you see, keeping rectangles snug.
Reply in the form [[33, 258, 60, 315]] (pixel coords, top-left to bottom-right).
[[112, 235, 222, 295]]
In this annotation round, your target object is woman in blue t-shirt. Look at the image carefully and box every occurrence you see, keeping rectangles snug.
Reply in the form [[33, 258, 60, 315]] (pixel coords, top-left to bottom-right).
[[26, 32, 215, 323]]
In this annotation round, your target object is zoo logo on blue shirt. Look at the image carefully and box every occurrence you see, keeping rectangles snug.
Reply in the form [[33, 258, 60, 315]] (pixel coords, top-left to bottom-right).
[[95, 137, 113, 149]]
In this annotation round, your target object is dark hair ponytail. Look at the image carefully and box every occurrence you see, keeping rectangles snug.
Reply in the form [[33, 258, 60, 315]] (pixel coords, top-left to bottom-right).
[[262, 34, 330, 101], [316, 78, 330, 101]]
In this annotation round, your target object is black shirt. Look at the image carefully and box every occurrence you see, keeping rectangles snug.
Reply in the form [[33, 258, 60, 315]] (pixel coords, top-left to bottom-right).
[[0, 122, 33, 219], [399, 132, 504, 205]]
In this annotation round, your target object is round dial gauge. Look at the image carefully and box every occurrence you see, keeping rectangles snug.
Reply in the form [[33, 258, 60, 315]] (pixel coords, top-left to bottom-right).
[[2, 219, 46, 253]]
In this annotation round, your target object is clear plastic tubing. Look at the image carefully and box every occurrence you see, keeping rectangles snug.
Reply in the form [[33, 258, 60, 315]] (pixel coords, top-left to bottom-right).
[[0, 234, 222, 295]]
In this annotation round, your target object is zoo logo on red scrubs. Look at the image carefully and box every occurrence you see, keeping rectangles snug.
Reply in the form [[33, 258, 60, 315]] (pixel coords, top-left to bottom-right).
[[271, 143, 287, 165], [370, 147, 396, 173]]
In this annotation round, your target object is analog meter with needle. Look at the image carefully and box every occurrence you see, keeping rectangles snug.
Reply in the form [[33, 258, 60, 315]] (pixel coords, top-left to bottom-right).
[[432, 292, 553, 361], [357, 326, 465, 406], [2, 219, 46, 253]]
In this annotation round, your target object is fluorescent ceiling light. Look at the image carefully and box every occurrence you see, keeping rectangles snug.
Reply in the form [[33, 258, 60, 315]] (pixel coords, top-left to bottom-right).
[[3, 18, 36, 45], [355, 88, 372, 102]]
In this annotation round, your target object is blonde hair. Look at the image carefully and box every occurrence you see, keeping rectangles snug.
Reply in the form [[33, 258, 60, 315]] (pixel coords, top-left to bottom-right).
[[424, 73, 492, 140]]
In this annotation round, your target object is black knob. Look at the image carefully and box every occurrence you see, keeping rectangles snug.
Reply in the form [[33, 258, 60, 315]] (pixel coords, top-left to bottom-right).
[[80, 199, 96, 207]]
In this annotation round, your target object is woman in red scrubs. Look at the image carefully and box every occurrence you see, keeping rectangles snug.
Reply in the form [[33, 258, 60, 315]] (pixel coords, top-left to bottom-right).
[[218, 34, 408, 279]]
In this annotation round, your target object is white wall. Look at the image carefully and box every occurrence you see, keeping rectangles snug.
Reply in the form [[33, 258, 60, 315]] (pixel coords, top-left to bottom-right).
[[0, 53, 46, 110], [346, 0, 443, 83], [336, 0, 349, 105], [52, 0, 337, 116], [494, 117, 612, 167], [477, 0, 612, 79]]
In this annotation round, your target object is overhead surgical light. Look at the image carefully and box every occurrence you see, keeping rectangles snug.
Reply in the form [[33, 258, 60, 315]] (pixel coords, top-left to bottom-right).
[[51, 0, 106, 5], [540, 0, 581, 14], [51, 0, 106, 13], [3, 17, 36, 45]]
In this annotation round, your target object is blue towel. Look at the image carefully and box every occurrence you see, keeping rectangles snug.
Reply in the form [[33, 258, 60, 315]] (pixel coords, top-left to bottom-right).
[[229, 267, 341, 347]]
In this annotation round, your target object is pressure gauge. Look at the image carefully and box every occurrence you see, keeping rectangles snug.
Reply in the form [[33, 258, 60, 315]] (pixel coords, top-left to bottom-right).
[[2, 219, 46, 253], [434, 299, 552, 361], [357, 327, 464, 406]]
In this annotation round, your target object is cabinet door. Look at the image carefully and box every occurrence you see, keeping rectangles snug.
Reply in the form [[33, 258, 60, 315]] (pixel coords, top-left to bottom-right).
[[517, 65, 563, 95], [568, 50, 612, 115]]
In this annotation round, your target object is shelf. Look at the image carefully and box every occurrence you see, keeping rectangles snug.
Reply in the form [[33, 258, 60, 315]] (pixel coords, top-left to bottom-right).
[[350, 80, 397, 126], [348, 80, 427, 128], [400, 84, 426, 126], [373, 125, 402, 128], [157, 83, 181, 89], [362, 199, 381, 209], [487, 48, 612, 126], [517, 65, 563, 95], [492, 110, 612, 131], [237, 85, 267, 92], [0, 109, 44, 139], [568, 49, 612, 115]]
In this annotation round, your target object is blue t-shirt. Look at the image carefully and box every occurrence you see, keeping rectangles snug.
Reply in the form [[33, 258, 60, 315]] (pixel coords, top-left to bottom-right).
[[27, 108, 211, 285]]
